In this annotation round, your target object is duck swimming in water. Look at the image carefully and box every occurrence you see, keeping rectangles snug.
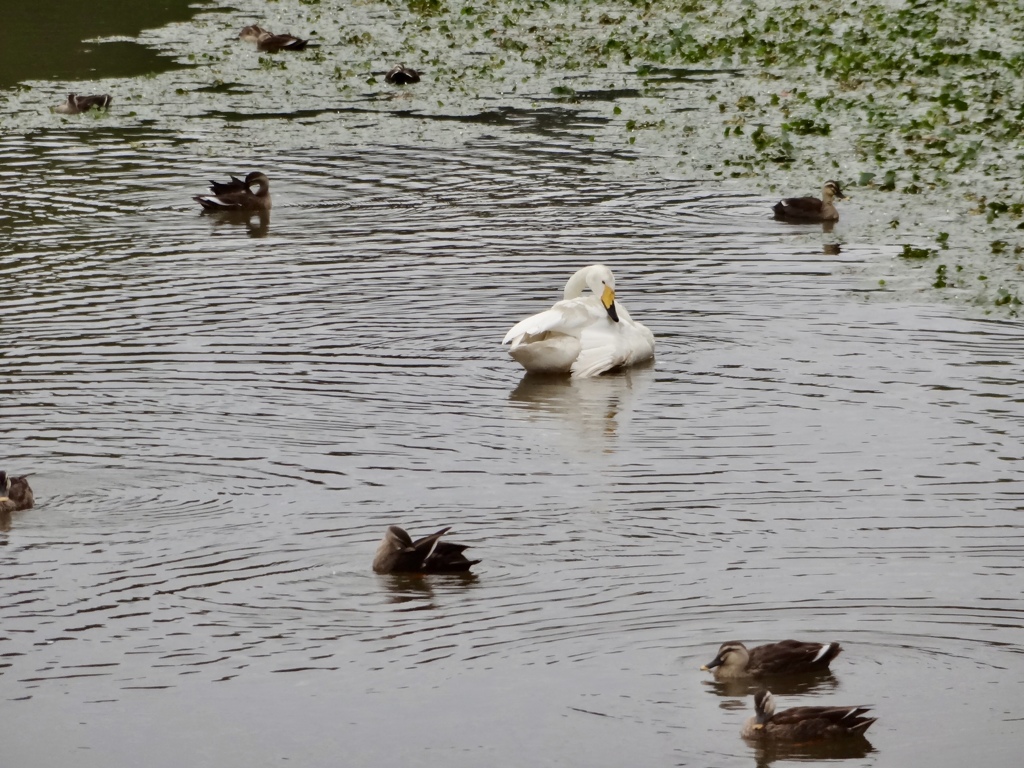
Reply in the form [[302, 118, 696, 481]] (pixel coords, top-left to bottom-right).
[[372, 526, 480, 574], [0, 472, 35, 514], [772, 180, 846, 222], [701, 640, 842, 679], [385, 65, 421, 84], [239, 24, 310, 52], [193, 171, 272, 212], [54, 93, 112, 115], [741, 690, 876, 741]]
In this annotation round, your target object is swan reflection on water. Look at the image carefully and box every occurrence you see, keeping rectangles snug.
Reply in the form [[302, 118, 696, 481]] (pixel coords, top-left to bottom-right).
[[507, 362, 656, 442]]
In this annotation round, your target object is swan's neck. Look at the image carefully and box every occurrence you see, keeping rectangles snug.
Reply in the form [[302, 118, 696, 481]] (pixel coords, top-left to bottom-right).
[[563, 267, 592, 300]]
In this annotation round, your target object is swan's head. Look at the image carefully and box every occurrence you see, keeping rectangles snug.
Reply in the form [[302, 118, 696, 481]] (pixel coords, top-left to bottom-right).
[[583, 265, 618, 323]]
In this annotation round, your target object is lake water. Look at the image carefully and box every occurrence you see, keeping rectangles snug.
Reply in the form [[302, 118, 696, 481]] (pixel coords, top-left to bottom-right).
[[2, 2, 1024, 767]]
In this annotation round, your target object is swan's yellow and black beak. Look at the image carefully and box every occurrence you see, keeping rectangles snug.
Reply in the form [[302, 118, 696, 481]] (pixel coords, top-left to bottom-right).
[[602, 285, 619, 322]]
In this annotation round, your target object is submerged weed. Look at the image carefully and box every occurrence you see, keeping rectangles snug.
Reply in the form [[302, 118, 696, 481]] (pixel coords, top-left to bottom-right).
[[901, 245, 936, 260]]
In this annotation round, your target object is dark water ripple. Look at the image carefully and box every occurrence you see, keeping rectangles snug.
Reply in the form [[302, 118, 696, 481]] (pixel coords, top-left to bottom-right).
[[3, 125, 1024, 766]]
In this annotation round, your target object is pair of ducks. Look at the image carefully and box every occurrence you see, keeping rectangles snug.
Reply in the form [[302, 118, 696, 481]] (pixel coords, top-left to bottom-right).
[[0, 472, 35, 514], [53, 24, 311, 115], [52, 26, 312, 116], [374, 524, 874, 743], [238, 23, 421, 85], [702, 640, 875, 740]]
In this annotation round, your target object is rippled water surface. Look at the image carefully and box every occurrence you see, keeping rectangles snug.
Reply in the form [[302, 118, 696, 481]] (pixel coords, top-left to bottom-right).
[[3, 4, 1024, 768]]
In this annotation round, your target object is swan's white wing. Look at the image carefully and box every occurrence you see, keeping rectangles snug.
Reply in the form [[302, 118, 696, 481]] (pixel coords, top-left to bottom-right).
[[503, 288, 655, 377], [618, 304, 656, 366], [502, 298, 606, 345], [508, 333, 581, 373], [570, 302, 655, 378], [570, 319, 626, 378]]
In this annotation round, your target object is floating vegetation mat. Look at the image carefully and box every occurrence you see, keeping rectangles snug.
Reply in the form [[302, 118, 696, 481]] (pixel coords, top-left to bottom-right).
[[3, 0, 1022, 313]]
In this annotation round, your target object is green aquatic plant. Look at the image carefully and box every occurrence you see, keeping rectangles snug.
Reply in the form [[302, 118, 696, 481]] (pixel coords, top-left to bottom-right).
[[901, 245, 936, 260], [258, 56, 287, 71], [408, 0, 447, 16], [63, 0, 1019, 312], [994, 288, 1021, 307]]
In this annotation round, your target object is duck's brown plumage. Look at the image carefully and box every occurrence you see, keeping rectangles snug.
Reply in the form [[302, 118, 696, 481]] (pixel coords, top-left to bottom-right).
[[54, 93, 112, 115], [742, 690, 876, 740], [372, 525, 480, 574], [772, 180, 845, 222], [0, 472, 34, 514], [701, 639, 842, 679], [194, 171, 272, 212], [208, 174, 248, 196], [239, 24, 310, 52], [385, 65, 421, 85]]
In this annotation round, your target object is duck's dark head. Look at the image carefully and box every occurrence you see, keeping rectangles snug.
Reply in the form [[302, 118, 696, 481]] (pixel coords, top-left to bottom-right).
[[752, 690, 776, 728], [245, 171, 270, 193]]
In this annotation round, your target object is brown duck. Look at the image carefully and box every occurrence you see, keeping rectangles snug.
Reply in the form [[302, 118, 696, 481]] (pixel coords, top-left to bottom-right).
[[701, 640, 842, 679], [54, 93, 112, 115], [742, 690, 876, 740], [772, 180, 846, 221], [239, 24, 310, 52], [0, 472, 35, 514], [372, 525, 480, 574], [385, 65, 421, 85], [207, 174, 248, 196], [194, 171, 271, 212]]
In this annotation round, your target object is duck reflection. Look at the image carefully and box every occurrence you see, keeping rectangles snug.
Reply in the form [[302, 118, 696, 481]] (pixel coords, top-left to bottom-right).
[[379, 571, 479, 605], [704, 670, 840, 699], [770, 217, 837, 235], [508, 362, 655, 442], [748, 736, 875, 767], [203, 209, 270, 238]]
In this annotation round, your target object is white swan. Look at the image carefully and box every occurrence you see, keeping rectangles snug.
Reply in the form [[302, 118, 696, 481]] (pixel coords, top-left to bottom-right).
[[502, 264, 655, 378]]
